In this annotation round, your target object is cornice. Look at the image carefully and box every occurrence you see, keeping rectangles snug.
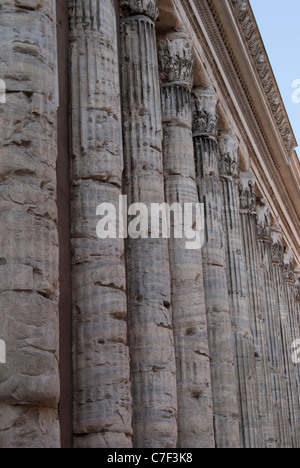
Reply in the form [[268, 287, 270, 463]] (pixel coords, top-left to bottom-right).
[[231, 0, 297, 155]]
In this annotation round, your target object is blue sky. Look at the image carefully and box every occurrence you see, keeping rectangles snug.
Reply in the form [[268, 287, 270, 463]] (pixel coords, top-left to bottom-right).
[[250, 0, 300, 156]]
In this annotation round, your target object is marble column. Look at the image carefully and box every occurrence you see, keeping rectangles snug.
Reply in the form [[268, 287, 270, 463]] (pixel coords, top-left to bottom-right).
[[192, 90, 240, 448], [0, 0, 60, 448], [283, 251, 300, 446], [239, 175, 277, 447], [69, 0, 132, 448], [271, 222, 298, 447], [219, 135, 261, 448], [295, 270, 300, 409], [256, 203, 291, 447], [256, 218, 292, 448], [120, 0, 178, 448], [158, 33, 215, 448]]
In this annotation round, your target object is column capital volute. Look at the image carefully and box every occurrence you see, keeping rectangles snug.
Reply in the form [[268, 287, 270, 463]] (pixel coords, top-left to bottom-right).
[[119, 0, 158, 20], [218, 132, 239, 179], [239, 171, 256, 212], [192, 88, 219, 138], [157, 32, 194, 90]]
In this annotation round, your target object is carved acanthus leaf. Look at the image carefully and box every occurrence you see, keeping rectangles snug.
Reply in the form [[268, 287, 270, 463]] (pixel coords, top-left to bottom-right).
[[192, 88, 218, 138], [157, 33, 194, 89], [239, 171, 256, 212], [271, 226, 284, 264], [256, 202, 271, 241], [218, 133, 239, 178], [283, 251, 295, 284], [120, 0, 158, 20]]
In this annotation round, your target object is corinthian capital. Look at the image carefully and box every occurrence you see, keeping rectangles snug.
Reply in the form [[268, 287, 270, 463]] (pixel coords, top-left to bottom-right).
[[283, 250, 295, 284], [256, 200, 271, 241], [218, 133, 239, 178], [120, 0, 158, 20], [239, 171, 256, 212], [270, 222, 284, 264], [192, 88, 219, 138], [157, 32, 194, 89], [295, 268, 300, 302]]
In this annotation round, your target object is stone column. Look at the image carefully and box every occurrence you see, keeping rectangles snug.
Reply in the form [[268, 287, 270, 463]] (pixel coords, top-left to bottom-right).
[[157, 33, 215, 448], [295, 270, 300, 409], [239, 174, 277, 447], [192, 90, 240, 448], [120, 0, 178, 448], [0, 0, 60, 448], [256, 203, 292, 447], [69, 0, 132, 448], [271, 222, 298, 447], [283, 251, 300, 446], [219, 135, 261, 448]]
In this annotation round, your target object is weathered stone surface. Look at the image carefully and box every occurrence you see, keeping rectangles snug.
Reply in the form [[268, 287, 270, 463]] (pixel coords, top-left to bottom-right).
[[69, 0, 132, 448], [193, 90, 240, 448], [0, 0, 60, 448], [120, 7, 178, 448], [219, 134, 261, 448], [270, 221, 300, 447], [240, 172, 277, 448], [158, 33, 215, 449]]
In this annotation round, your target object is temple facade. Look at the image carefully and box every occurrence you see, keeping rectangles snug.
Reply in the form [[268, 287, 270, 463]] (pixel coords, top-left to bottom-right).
[[0, 0, 300, 448]]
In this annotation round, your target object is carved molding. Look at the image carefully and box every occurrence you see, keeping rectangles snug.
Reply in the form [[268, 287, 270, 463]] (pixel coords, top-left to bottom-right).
[[256, 201, 271, 241], [239, 171, 256, 212], [283, 251, 295, 285], [157, 32, 194, 89], [192, 88, 219, 138], [231, 0, 296, 154], [120, 0, 158, 20], [218, 133, 239, 178]]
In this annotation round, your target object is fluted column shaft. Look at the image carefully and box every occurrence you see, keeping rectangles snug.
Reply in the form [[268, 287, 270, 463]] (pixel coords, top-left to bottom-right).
[[0, 1, 60, 448], [219, 135, 261, 448], [158, 34, 215, 448], [283, 252, 300, 446], [69, 0, 132, 448], [256, 206, 291, 448], [192, 90, 240, 448], [120, 0, 177, 448], [271, 224, 298, 447], [239, 174, 276, 447]]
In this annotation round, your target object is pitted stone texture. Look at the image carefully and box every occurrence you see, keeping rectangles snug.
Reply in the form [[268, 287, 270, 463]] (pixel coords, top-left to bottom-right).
[[0, 0, 60, 448], [160, 48, 215, 447], [69, 0, 132, 447], [121, 12, 177, 448], [193, 90, 240, 449], [239, 172, 277, 448]]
